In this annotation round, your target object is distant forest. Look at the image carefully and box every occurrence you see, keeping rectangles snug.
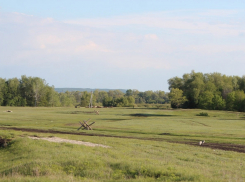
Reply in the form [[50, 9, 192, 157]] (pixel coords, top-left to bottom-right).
[[1, 72, 245, 112], [168, 71, 245, 112], [0, 75, 169, 107]]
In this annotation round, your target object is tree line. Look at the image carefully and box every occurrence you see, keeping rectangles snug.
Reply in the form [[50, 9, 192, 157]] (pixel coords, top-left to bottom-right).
[[0, 76, 67, 107], [80, 89, 169, 107], [0, 76, 169, 107], [168, 71, 245, 112]]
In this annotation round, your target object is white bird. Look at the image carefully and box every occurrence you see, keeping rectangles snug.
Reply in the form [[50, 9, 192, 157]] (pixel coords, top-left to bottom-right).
[[199, 140, 205, 145]]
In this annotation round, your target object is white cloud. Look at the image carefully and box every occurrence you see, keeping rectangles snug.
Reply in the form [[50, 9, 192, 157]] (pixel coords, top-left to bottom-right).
[[144, 34, 158, 40], [0, 10, 245, 72], [64, 10, 245, 36], [184, 44, 245, 54]]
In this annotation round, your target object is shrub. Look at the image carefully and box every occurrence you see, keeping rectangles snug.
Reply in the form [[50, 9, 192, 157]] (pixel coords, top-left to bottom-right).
[[196, 112, 209, 116]]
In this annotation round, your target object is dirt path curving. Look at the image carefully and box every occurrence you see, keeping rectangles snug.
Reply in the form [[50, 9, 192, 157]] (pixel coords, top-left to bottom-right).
[[1, 127, 245, 153]]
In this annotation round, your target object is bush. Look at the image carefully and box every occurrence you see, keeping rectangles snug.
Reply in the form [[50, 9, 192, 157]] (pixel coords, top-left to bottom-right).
[[196, 112, 209, 116]]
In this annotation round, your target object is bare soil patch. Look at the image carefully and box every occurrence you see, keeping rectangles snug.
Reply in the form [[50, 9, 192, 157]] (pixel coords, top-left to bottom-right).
[[28, 136, 110, 148], [1, 127, 245, 153], [179, 141, 245, 153]]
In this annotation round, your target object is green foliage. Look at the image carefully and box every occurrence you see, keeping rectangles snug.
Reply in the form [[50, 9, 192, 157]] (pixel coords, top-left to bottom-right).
[[59, 91, 75, 107], [0, 76, 170, 107], [102, 96, 115, 107], [100, 89, 168, 107], [168, 88, 187, 108], [168, 71, 245, 111], [212, 94, 226, 110], [226, 91, 236, 110], [198, 91, 214, 109], [0, 76, 60, 107], [102, 96, 135, 107], [4, 78, 22, 106], [0, 76, 76, 107], [80, 91, 91, 107], [93, 90, 107, 104], [0, 78, 6, 105]]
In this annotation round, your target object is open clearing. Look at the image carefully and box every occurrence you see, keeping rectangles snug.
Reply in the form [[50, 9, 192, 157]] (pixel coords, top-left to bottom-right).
[[2, 126, 245, 153], [1, 107, 245, 182]]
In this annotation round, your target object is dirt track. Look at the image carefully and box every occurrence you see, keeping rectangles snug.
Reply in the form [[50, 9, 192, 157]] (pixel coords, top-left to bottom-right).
[[1, 127, 245, 153]]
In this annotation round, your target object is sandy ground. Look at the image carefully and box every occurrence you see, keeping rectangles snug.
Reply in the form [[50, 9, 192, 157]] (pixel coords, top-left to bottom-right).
[[28, 136, 110, 148]]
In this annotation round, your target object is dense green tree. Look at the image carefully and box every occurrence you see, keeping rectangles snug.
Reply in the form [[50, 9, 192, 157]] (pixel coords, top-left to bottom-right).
[[19, 75, 34, 106], [198, 91, 214, 109], [238, 76, 245, 92], [45, 86, 61, 107], [168, 76, 184, 90], [185, 71, 205, 108], [212, 94, 226, 110], [168, 88, 187, 108], [72, 91, 82, 105], [108, 90, 124, 99], [4, 78, 22, 106], [126, 96, 135, 106], [125, 89, 133, 96], [234, 90, 245, 111], [95, 91, 108, 104], [102, 95, 135, 107], [115, 97, 128, 107], [60, 91, 75, 107], [168, 71, 245, 111], [226, 91, 236, 111], [232, 76, 239, 90], [102, 96, 115, 107], [32, 77, 47, 107], [0, 78, 6, 106], [80, 91, 93, 107]]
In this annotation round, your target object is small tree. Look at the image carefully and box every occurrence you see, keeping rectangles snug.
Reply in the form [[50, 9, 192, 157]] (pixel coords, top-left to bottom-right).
[[168, 88, 187, 108], [212, 94, 226, 110], [80, 91, 91, 107]]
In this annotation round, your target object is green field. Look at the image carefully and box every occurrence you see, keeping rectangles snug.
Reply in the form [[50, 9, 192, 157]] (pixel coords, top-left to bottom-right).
[[0, 107, 245, 182]]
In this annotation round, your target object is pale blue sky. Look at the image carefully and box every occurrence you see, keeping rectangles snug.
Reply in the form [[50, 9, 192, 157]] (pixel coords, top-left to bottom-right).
[[0, 1, 245, 91]]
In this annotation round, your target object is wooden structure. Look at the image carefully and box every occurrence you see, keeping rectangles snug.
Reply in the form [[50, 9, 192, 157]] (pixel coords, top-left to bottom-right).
[[77, 119, 95, 130]]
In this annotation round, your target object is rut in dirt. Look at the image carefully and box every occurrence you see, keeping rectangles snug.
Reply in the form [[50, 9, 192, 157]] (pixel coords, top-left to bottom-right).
[[1, 126, 245, 153]]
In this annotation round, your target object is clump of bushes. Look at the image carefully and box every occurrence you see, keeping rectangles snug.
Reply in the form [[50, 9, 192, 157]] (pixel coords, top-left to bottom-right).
[[0, 132, 15, 148], [196, 112, 209, 116], [0, 137, 12, 148]]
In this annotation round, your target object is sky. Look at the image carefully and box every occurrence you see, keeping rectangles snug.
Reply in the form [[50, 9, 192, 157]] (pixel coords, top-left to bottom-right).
[[0, 0, 245, 91]]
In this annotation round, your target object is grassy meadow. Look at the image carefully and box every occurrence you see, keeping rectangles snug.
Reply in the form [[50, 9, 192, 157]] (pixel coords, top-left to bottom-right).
[[0, 106, 245, 181]]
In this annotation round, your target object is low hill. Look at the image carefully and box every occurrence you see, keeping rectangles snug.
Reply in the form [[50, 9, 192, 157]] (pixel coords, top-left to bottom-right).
[[55, 88, 128, 93]]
